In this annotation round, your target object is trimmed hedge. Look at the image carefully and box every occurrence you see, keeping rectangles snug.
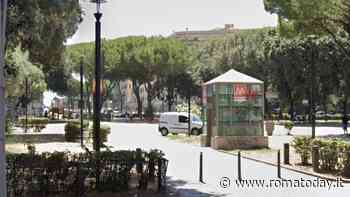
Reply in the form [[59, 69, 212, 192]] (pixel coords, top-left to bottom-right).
[[18, 117, 49, 132], [293, 137, 350, 177], [292, 137, 313, 165], [88, 124, 111, 144], [6, 149, 168, 195], [64, 120, 89, 142]]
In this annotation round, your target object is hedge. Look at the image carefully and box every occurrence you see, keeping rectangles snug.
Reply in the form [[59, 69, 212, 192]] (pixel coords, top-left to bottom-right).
[[6, 149, 168, 196], [88, 124, 111, 144], [18, 117, 49, 132], [293, 137, 350, 177], [64, 120, 89, 142]]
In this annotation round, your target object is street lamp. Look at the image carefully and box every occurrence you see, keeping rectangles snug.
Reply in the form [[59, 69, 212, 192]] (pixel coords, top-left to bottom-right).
[[90, 0, 106, 152], [80, 57, 84, 147], [90, 0, 106, 190]]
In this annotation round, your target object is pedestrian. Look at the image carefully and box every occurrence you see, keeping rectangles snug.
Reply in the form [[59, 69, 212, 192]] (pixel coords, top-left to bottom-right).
[[342, 115, 348, 135]]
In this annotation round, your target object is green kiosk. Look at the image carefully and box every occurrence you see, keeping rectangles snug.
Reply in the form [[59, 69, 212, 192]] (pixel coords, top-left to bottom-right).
[[202, 69, 267, 150]]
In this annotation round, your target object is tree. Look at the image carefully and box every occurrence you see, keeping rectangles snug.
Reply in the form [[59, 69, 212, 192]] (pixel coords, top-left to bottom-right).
[[263, 0, 340, 36], [6, 0, 83, 92], [118, 36, 147, 116]]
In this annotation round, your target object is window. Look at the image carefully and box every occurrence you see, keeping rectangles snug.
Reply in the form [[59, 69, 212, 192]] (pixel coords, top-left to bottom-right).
[[192, 115, 200, 122], [179, 115, 188, 123]]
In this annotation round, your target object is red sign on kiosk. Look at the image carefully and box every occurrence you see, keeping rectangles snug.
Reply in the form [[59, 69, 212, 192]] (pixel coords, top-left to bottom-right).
[[233, 84, 257, 102]]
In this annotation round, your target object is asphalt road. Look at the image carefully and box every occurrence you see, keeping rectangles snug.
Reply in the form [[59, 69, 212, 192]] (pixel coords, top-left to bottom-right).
[[103, 122, 350, 197], [12, 122, 349, 196]]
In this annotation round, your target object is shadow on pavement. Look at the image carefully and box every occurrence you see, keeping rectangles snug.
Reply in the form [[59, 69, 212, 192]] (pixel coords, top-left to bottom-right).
[[165, 177, 228, 197]]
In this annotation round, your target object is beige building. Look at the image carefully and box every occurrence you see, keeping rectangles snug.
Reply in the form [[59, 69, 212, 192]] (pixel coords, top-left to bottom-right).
[[171, 24, 236, 41]]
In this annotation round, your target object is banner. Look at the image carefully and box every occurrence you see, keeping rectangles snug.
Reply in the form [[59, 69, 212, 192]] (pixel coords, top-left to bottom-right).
[[233, 84, 257, 102]]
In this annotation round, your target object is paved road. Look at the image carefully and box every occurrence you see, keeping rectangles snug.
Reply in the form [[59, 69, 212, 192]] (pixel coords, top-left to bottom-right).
[[103, 122, 350, 197], [13, 122, 349, 196]]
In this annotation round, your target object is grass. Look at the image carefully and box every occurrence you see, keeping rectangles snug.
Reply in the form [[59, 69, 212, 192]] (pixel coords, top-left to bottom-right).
[[166, 134, 201, 145]]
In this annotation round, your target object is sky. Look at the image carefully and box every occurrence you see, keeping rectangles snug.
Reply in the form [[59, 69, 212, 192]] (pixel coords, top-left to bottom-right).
[[46, 0, 277, 106], [67, 0, 277, 44]]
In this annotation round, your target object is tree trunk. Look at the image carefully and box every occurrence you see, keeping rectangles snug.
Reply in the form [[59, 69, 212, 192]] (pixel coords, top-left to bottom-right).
[[132, 80, 142, 117], [145, 82, 154, 120], [343, 95, 348, 119], [289, 99, 294, 121], [146, 93, 153, 120], [263, 82, 269, 118], [166, 88, 175, 112], [85, 83, 92, 119]]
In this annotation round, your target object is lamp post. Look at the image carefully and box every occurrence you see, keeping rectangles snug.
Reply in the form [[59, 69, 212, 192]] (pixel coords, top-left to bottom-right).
[[91, 0, 106, 189], [80, 57, 84, 147], [91, 0, 106, 152]]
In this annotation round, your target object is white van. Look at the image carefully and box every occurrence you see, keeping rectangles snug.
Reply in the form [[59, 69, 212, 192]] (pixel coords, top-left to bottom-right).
[[158, 112, 203, 136]]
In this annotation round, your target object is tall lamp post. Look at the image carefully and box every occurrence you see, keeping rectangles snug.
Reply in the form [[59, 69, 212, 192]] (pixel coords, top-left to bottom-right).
[[91, 0, 106, 189], [91, 0, 106, 152], [80, 57, 84, 147]]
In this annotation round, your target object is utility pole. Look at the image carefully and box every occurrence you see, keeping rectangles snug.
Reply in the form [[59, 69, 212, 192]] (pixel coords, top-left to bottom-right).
[[80, 57, 84, 147], [0, 1, 8, 196]]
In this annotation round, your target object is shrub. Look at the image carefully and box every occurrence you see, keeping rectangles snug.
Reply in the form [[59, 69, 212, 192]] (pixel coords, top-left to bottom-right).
[[341, 143, 350, 177], [88, 124, 111, 144], [313, 139, 350, 174], [5, 119, 14, 135], [18, 117, 49, 132], [6, 149, 168, 195], [64, 120, 89, 142], [292, 137, 313, 165], [176, 103, 202, 117], [317, 140, 340, 171], [284, 121, 294, 130]]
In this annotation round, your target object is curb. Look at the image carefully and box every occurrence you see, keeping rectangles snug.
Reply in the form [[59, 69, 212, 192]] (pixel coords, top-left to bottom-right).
[[219, 150, 350, 183]]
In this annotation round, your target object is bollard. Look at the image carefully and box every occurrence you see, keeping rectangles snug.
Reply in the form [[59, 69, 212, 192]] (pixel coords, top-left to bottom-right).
[[199, 152, 203, 183], [312, 146, 320, 172], [238, 151, 242, 181], [157, 158, 162, 190], [284, 143, 290, 164], [277, 150, 281, 178], [136, 148, 143, 174]]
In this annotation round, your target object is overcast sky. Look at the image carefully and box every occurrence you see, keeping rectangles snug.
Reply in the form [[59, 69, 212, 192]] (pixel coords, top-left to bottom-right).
[[67, 0, 277, 45], [46, 1, 277, 106]]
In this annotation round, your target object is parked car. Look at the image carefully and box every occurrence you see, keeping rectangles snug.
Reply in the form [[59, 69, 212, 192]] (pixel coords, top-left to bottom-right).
[[295, 114, 306, 121], [112, 110, 125, 118], [158, 112, 203, 136], [315, 111, 326, 118]]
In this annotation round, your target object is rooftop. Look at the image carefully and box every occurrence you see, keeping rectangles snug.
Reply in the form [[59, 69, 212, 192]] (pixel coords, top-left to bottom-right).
[[204, 69, 263, 85]]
